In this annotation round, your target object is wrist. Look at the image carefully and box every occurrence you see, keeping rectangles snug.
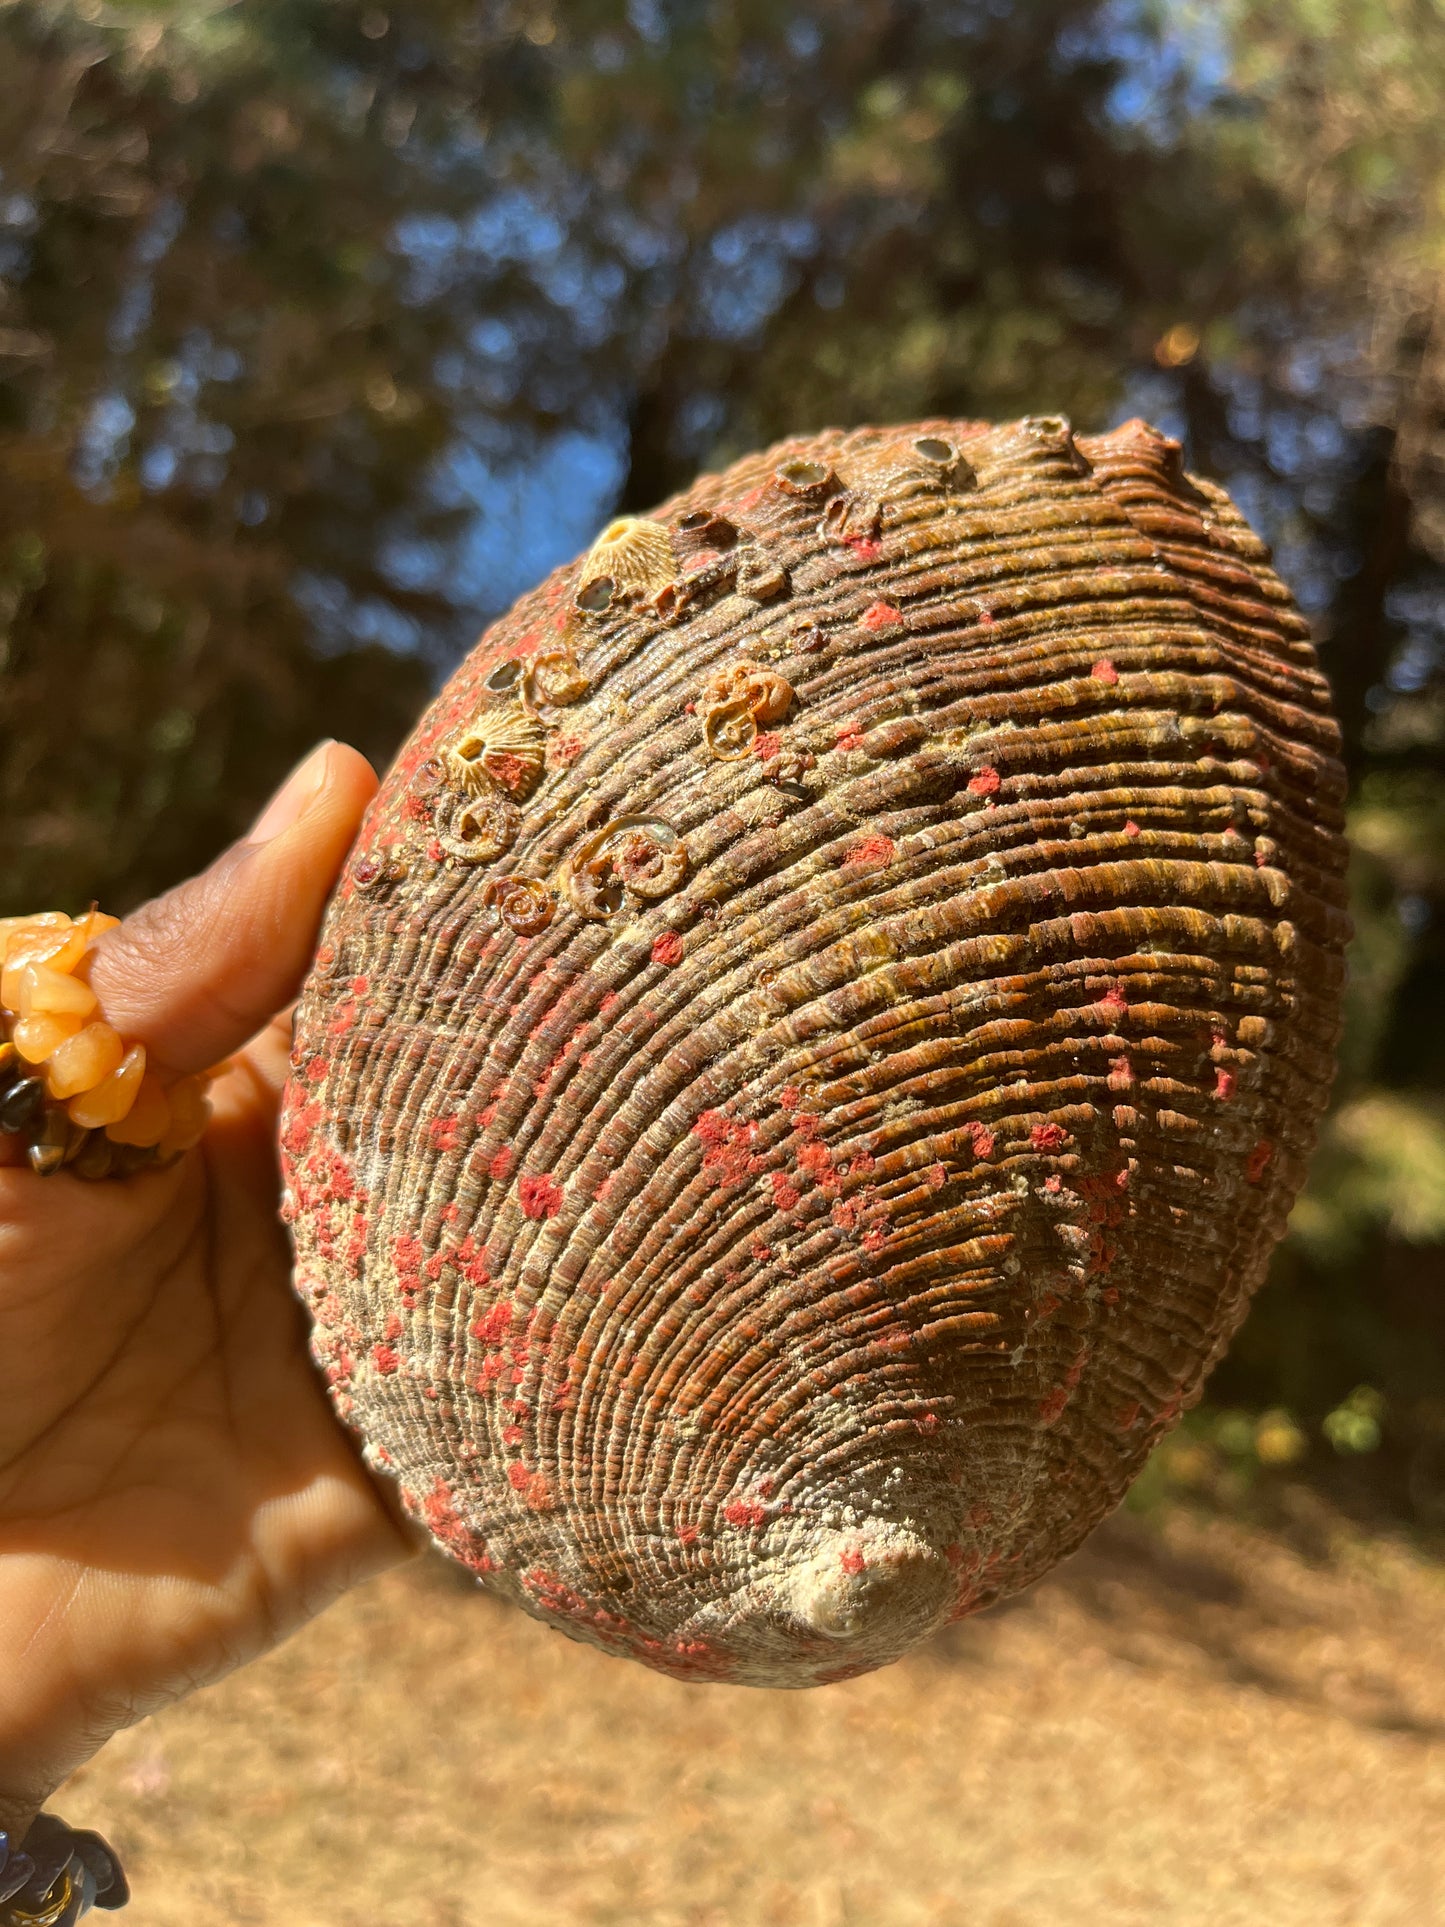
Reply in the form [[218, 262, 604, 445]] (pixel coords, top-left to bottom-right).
[[0, 1669, 80, 1852]]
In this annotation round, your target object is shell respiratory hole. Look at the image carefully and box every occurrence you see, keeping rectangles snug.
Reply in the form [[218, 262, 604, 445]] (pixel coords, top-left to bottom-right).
[[283, 418, 1349, 1687]]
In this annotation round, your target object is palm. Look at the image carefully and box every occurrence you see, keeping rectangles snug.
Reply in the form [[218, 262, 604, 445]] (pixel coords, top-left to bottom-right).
[[0, 744, 414, 1832], [0, 1021, 411, 1817]]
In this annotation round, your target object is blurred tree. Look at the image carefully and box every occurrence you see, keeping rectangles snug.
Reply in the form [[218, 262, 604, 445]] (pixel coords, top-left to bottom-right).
[[0, 0, 1222, 908], [0, 0, 1441, 1515], [1167, 0, 1445, 1524]]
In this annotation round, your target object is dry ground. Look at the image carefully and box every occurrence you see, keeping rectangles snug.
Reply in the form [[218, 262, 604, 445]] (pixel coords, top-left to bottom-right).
[[56, 1499, 1445, 1926]]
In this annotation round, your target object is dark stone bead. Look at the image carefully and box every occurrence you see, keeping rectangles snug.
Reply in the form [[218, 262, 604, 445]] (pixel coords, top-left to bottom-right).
[[0, 1076, 45, 1134], [70, 1131, 114, 1182], [68, 1830, 129, 1910], [0, 1833, 38, 1905], [110, 1141, 159, 1180], [3, 1816, 130, 1919]]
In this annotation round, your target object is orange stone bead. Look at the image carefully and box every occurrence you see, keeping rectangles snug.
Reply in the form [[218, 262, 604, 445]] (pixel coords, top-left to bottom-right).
[[77, 909, 121, 943], [46, 1020, 125, 1099], [18, 962, 98, 1021], [105, 1071, 170, 1147], [157, 1074, 211, 1156], [2, 918, 87, 1009], [0, 912, 68, 947], [13, 1010, 83, 1063], [0, 914, 61, 955], [68, 1043, 147, 1129]]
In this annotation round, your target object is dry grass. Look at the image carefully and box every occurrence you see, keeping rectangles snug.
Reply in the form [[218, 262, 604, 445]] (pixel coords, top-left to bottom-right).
[[56, 1499, 1445, 1925]]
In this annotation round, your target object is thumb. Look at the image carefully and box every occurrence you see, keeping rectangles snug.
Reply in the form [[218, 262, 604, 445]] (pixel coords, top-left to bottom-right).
[[88, 742, 378, 1076]]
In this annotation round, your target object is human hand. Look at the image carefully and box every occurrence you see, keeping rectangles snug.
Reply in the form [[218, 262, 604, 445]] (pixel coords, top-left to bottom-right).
[[0, 743, 420, 1840]]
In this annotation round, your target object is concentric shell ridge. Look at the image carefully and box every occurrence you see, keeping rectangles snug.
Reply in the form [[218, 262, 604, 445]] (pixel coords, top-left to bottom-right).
[[282, 416, 1349, 1687]]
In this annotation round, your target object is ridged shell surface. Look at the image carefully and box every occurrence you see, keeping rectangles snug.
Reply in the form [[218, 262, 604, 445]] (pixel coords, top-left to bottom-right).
[[283, 417, 1349, 1687]]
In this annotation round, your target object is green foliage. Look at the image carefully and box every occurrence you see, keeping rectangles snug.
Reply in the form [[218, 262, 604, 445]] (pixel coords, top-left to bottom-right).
[[0, 0, 1442, 1516], [1322, 1385, 1387, 1455]]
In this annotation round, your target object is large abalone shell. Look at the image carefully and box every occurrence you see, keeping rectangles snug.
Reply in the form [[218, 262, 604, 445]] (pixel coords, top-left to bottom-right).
[[282, 417, 1349, 1686]]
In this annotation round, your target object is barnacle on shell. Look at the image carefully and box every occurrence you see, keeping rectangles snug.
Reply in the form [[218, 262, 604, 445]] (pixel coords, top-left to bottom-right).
[[819, 491, 883, 547], [774, 456, 838, 497], [409, 757, 445, 804], [526, 648, 589, 707], [674, 509, 739, 557], [441, 702, 547, 801], [286, 416, 1350, 1691], [578, 515, 676, 606], [906, 433, 976, 485], [735, 553, 790, 601]]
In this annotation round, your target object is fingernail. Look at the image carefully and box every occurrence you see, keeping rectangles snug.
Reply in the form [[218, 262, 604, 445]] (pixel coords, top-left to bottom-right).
[[247, 742, 336, 845]]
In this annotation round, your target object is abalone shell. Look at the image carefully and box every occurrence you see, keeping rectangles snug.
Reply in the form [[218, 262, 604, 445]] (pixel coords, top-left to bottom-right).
[[282, 417, 1349, 1686]]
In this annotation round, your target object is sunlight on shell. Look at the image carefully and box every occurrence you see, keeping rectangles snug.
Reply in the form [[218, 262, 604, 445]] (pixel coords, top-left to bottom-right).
[[284, 416, 1350, 1690]]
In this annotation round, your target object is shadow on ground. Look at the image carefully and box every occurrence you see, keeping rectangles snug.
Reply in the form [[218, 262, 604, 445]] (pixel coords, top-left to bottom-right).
[[56, 1499, 1445, 1926]]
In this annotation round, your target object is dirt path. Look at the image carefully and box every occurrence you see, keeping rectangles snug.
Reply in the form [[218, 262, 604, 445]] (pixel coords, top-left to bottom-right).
[[56, 1502, 1445, 1925]]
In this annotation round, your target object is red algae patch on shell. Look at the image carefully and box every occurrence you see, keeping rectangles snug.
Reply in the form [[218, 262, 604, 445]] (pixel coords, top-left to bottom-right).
[[282, 417, 1349, 1687]]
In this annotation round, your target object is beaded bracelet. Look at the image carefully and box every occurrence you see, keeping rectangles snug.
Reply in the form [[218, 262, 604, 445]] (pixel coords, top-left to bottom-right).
[[0, 1817, 128, 1923], [0, 912, 212, 1179]]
